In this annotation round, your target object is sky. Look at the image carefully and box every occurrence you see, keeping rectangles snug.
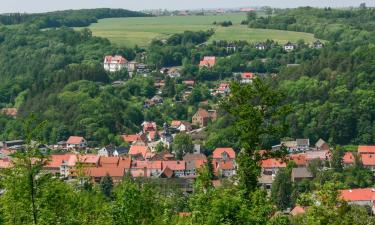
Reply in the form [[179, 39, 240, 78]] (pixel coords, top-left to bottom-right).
[[0, 0, 374, 13]]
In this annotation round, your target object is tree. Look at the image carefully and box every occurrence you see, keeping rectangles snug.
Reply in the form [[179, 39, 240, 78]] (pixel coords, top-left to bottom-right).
[[246, 11, 257, 22], [100, 174, 114, 198], [172, 133, 194, 159], [162, 76, 176, 98], [271, 168, 293, 210], [222, 79, 290, 193]]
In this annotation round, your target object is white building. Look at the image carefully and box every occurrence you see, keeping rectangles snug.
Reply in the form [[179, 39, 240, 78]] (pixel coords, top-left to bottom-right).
[[284, 42, 296, 52], [104, 55, 128, 72]]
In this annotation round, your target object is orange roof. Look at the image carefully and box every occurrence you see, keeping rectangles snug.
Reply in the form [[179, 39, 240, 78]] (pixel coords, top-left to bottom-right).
[[358, 146, 375, 154], [213, 148, 236, 159], [130, 169, 151, 178], [122, 134, 141, 143], [199, 56, 216, 67], [129, 145, 149, 158], [218, 83, 230, 91], [132, 160, 162, 170], [261, 158, 286, 168], [219, 160, 235, 170], [163, 161, 186, 171], [148, 131, 157, 141], [241, 72, 254, 79], [340, 188, 375, 202], [290, 206, 306, 216], [66, 136, 85, 145], [194, 108, 210, 118], [78, 154, 100, 164], [0, 158, 12, 168], [343, 152, 354, 164], [99, 156, 119, 166], [290, 153, 307, 166], [1, 108, 18, 117], [85, 167, 125, 178], [361, 154, 375, 166], [45, 154, 71, 168], [117, 157, 132, 169]]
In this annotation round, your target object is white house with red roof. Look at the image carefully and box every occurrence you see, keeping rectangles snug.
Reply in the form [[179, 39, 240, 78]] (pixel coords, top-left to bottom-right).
[[104, 55, 128, 72], [66, 136, 87, 150], [358, 145, 375, 154], [212, 148, 236, 177], [217, 83, 230, 95], [199, 56, 216, 68], [240, 72, 255, 84], [261, 158, 287, 175]]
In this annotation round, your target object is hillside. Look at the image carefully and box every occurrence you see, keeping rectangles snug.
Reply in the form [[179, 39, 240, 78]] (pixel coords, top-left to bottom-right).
[[86, 13, 316, 47]]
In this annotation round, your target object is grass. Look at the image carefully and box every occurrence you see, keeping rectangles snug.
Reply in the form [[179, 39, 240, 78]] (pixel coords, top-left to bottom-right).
[[85, 13, 317, 47]]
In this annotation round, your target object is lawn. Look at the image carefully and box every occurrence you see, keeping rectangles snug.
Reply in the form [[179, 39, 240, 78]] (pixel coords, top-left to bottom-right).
[[85, 13, 317, 47]]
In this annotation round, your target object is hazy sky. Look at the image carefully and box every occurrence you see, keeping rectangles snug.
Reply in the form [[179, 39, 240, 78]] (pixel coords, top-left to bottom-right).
[[1, 0, 373, 13]]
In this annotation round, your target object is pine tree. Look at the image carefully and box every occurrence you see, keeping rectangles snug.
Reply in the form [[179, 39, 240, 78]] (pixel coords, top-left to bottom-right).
[[100, 174, 114, 198]]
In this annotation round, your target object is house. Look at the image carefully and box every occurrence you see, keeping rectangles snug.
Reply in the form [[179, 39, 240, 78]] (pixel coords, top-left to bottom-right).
[[66, 136, 87, 150], [340, 188, 375, 207], [44, 154, 72, 177], [261, 158, 286, 175], [226, 43, 237, 53], [136, 63, 150, 75], [240, 72, 255, 84], [255, 43, 266, 50], [199, 56, 216, 68], [358, 145, 375, 154], [127, 61, 138, 72], [213, 148, 236, 161], [171, 120, 192, 132], [130, 160, 163, 177], [315, 138, 329, 151], [151, 95, 163, 104], [184, 153, 207, 176], [0, 108, 18, 117], [217, 83, 230, 95], [128, 145, 149, 159], [98, 145, 129, 157], [258, 174, 273, 190], [162, 160, 186, 177], [142, 121, 157, 133], [85, 156, 131, 183], [312, 40, 324, 49], [273, 139, 310, 153], [212, 148, 236, 177], [291, 167, 313, 182], [192, 108, 217, 128], [290, 153, 308, 167], [343, 152, 375, 173], [0, 140, 24, 150], [122, 134, 144, 144], [284, 42, 295, 52], [104, 55, 127, 72], [0, 158, 12, 169], [167, 68, 181, 78]]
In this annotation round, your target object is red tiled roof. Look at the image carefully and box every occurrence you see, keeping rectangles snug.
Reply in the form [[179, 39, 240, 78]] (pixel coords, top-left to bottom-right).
[[261, 158, 286, 168], [104, 55, 127, 64], [290, 153, 307, 166], [241, 72, 255, 79], [343, 152, 355, 164], [212, 148, 236, 159], [163, 161, 186, 171], [122, 134, 141, 143], [305, 150, 330, 161], [132, 160, 162, 170], [194, 108, 210, 118], [358, 146, 375, 154], [45, 154, 71, 168], [148, 131, 157, 141], [199, 56, 216, 67], [340, 188, 375, 202], [290, 206, 306, 216], [0, 158, 12, 169], [361, 154, 375, 166], [85, 167, 125, 178], [130, 169, 151, 178], [99, 156, 119, 166], [66, 136, 85, 145], [129, 145, 149, 158], [219, 160, 235, 170], [218, 83, 230, 91], [142, 121, 157, 131], [78, 154, 100, 164]]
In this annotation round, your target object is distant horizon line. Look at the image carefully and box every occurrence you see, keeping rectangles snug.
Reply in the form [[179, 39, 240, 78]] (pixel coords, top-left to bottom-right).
[[0, 5, 371, 14]]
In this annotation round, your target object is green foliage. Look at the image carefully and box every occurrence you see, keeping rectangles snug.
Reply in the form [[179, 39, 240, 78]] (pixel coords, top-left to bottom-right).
[[172, 133, 194, 159], [100, 174, 114, 198], [271, 168, 293, 210]]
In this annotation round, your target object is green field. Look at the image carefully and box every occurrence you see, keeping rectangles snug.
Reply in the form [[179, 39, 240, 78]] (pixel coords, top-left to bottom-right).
[[86, 13, 317, 47]]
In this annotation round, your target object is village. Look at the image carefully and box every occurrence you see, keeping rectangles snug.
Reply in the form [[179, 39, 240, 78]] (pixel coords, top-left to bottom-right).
[[1, 37, 374, 216]]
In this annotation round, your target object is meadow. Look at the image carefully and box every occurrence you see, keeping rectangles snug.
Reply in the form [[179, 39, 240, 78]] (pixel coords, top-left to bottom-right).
[[85, 13, 317, 47]]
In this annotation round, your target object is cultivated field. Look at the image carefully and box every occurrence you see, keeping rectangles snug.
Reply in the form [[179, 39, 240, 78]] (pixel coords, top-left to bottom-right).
[[86, 13, 317, 47]]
